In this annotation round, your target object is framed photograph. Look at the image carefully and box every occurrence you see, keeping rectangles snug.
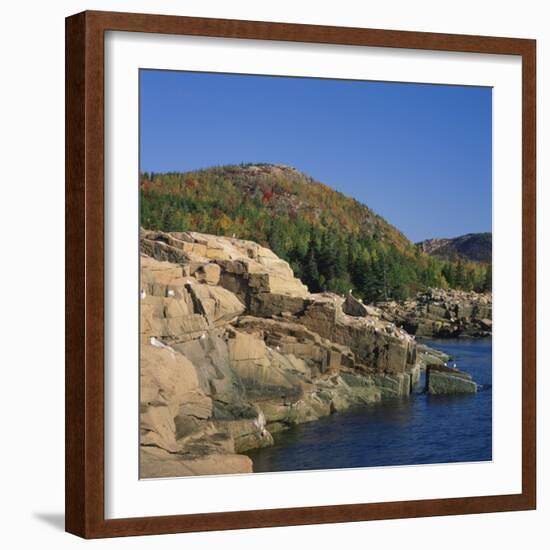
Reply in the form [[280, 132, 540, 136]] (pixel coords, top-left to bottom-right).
[[65, 10, 536, 538]]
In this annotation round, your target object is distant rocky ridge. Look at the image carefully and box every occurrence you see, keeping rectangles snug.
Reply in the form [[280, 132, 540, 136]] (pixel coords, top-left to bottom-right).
[[416, 232, 492, 263], [139, 229, 488, 478]]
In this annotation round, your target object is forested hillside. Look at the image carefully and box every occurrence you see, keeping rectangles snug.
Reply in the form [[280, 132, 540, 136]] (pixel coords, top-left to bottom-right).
[[140, 163, 491, 302]]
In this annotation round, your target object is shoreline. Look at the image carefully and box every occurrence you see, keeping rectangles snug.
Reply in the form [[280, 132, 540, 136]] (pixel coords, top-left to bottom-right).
[[139, 230, 491, 478], [245, 337, 492, 474]]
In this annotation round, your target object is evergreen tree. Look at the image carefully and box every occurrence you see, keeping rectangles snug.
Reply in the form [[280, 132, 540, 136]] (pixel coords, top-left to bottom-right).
[[303, 246, 321, 292]]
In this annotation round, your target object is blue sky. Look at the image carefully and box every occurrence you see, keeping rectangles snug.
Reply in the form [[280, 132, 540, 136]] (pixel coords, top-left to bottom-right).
[[140, 70, 492, 243]]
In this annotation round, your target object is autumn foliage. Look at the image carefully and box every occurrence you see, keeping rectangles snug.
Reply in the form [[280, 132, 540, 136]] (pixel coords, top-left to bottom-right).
[[140, 164, 491, 301]]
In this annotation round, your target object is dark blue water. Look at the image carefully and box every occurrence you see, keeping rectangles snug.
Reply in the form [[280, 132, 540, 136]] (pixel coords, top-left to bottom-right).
[[246, 338, 492, 472]]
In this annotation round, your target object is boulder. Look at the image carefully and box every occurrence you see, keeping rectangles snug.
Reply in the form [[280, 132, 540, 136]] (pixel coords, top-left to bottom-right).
[[140, 340, 202, 452], [233, 316, 356, 375], [343, 294, 369, 317], [172, 331, 240, 403], [377, 288, 492, 338], [192, 263, 221, 285], [248, 293, 307, 317], [478, 318, 493, 330], [224, 412, 274, 452], [185, 282, 245, 327], [140, 446, 253, 478], [426, 364, 477, 395], [141, 229, 309, 301], [300, 295, 416, 375], [140, 235, 193, 265], [141, 255, 245, 342], [417, 344, 450, 368]]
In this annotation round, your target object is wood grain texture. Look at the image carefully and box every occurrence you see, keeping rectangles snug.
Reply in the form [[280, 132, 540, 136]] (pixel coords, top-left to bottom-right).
[[65, 11, 86, 538], [65, 10, 536, 539], [521, 40, 536, 510]]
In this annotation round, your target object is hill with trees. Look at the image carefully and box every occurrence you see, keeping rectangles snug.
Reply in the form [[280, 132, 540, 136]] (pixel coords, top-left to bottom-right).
[[140, 163, 492, 302]]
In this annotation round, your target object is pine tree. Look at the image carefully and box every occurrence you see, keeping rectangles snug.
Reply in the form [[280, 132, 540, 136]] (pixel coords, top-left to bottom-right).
[[304, 246, 321, 292]]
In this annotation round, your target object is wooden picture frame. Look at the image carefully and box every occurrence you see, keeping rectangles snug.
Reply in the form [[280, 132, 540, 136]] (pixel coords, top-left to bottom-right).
[[65, 10, 536, 539]]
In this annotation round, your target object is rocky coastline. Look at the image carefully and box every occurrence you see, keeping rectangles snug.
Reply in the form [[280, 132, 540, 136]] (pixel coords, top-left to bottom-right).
[[140, 230, 490, 478], [377, 288, 492, 338]]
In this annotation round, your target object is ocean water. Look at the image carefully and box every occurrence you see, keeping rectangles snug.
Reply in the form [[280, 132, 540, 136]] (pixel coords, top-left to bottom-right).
[[246, 338, 492, 473]]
